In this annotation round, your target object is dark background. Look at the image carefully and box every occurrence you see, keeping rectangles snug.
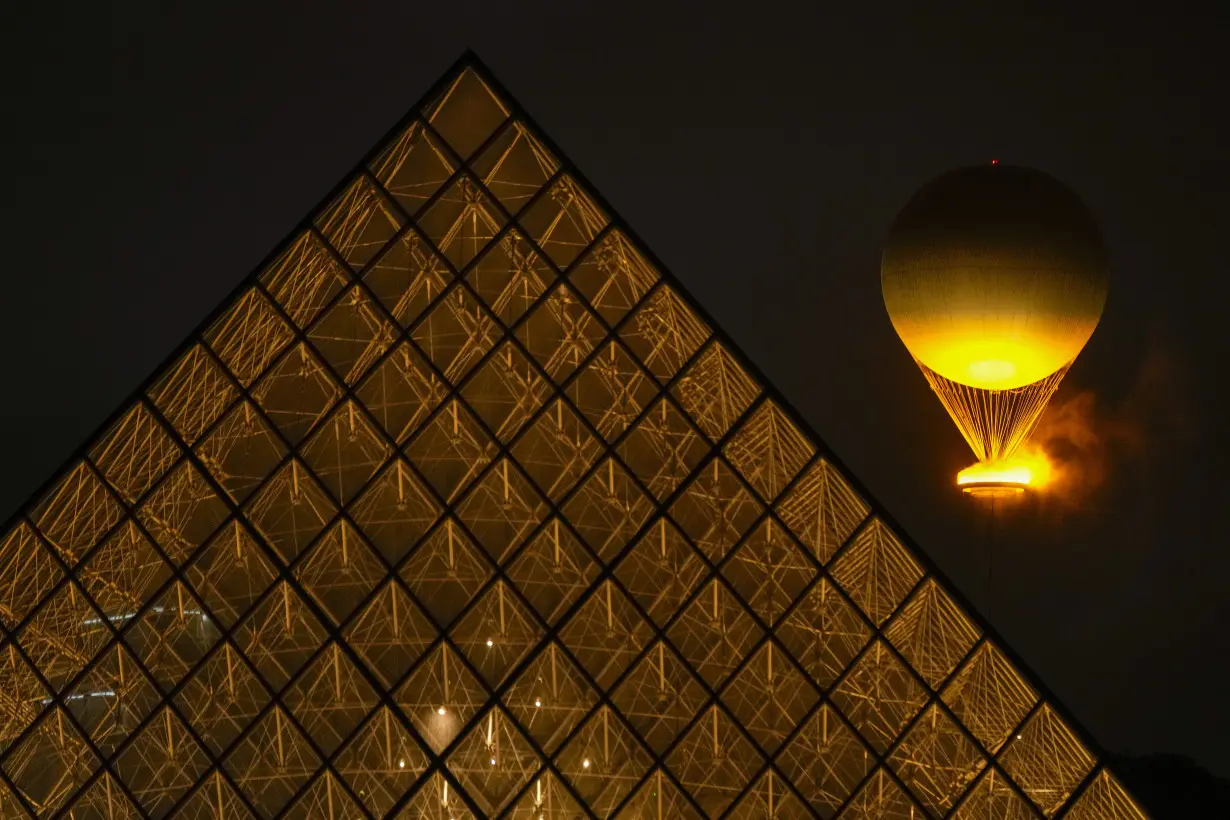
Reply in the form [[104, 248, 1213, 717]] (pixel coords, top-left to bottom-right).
[[2, 0, 1227, 792]]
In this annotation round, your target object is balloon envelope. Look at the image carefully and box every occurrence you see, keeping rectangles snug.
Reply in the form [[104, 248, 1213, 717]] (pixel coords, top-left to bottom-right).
[[881, 165, 1109, 391]]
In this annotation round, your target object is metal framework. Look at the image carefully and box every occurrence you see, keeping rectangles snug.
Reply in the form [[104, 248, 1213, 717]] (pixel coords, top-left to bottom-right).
[[0, 54, 1148, 819]]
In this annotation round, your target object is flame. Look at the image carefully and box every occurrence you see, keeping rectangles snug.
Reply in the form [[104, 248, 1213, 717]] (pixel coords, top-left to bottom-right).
[[957, 446, 1055, 494]]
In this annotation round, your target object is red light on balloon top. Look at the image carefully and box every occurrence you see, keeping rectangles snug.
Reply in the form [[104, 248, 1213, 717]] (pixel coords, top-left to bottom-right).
[[991, 159, 999, 165]]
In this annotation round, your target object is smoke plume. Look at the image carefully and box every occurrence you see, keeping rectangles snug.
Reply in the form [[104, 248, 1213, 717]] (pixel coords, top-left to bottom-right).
[[1028, 331, 1196, 510]]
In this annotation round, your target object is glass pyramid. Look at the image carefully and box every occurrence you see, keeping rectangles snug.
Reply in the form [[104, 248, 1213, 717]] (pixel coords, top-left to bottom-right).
[[0, 53, 1149, 819]]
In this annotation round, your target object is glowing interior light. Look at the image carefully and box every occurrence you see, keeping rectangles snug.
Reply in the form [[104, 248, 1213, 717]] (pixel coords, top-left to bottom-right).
[[582, 758, 591, 769], [490, 758, 497, 766], [437, 707, 447, 716], [398, 759, 405, 769], [486, 639, 494, 647], [957, 449, 1053, 498], [534, 698, 542, 708]]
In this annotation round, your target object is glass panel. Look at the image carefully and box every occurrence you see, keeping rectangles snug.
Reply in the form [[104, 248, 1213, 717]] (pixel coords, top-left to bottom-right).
[[90, 402, 182, 505], [370, 120, 456, 216], [204, 287, 294, 387], [569, 230, 659, 326], [259, 231, 350, 329]]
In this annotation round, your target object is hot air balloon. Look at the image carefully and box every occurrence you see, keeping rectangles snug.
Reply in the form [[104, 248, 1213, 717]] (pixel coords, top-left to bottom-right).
[[881, 164, 1109, 496]]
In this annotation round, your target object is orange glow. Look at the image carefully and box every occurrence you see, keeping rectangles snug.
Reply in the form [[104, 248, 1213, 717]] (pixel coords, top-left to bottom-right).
[[958, 447, 1055, 496]]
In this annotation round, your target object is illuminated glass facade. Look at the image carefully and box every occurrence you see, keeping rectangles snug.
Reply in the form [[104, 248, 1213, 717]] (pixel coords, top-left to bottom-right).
[[0, 55, 1148, 819]]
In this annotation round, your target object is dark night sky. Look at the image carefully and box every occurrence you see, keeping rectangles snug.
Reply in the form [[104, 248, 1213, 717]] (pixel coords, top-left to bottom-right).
[[3, 1, 1227, 776]]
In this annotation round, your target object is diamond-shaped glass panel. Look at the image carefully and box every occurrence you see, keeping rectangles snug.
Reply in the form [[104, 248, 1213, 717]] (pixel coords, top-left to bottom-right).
[[831, 640, 928, 754], [259, 230, 350, 329], [951, 767, 1038, 820], [470, 120, 559, 215], [448, 706, 539, 816], [466, 229, 554, 326], [559, 579, 653, 692], [455, 458, 548, 565], [363, 227, 452, 328], [204, 287, 295, 387], [723, 400, 814, 504], [777, 703, 873, 817], [512, 398, 601, 502], [615, 518, 707, 629], [299, 400, 391, 505], [397, 643, 488, 755], [294, 520, 386, 626], [3, 708, 98, 817], [307, 284, 398, 386], [78, 520, 171, 628], [1063, 767, 1149, 820], [461, 340, 551, 443], [136, 460, 229, 566], [667, 578, 762, 691], [885, 578, 981, 689], [147, 345, 238, 446], [829, 518, 923, 628], [33, 461, 124, 565], [561, 458, 653, 563], [889, 702, 986, 814], [243, 460, 336, 564], [506, 518, 599, 626], [776, 458, 869, 565], [251, 342, 343, 446], [671, 341, 760, 442], [21, 581, 110, 692], [998, 704, 1095, 817], [370, 120, 456, 216], [315, 175, 404, 271], [0, 645, 47, 756], [196, 400, 288, 504], [776, 578, 872, 690], [185, 520, 277, 628], [451, 580, 544, 688], [567, 340, 657, 443], [0, 522, 63, 631], [839, 767, 925, 819], [175, 641, 270, 757], [667, 706, 763, 818], [503, 641, 597, 755], [615, 769, 703, 820], [125, 580, 221, 691], [335, 706, 428, 818], [224, 706, 320, 818], [424, 67, 510, 161], [722, 642, 818, 755], [406, 399, 497, 503], [517, 175, 608, 268], [90, 402, 181, 505], [116, 706, 210, 818], [412, 286, 500, 385], [569, 230, 659, 326], [516, 284, 604, 383], [620, 284, 709, 384], [617, 397, 707, 501], [343, 580, 436, 688], [417, 175, 507, 270], [234, 581, 328, 691], [357, 341, 447, 444], [670, 457, 763, 564], [610, 640, 707, 757], [722, 518, 816, 627], [348, 459, 441, 565], [281, 641, 378, 758], [557, 706, 653, 819], [942, 641, 1039, 755], [401, 517, 492, 628]]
